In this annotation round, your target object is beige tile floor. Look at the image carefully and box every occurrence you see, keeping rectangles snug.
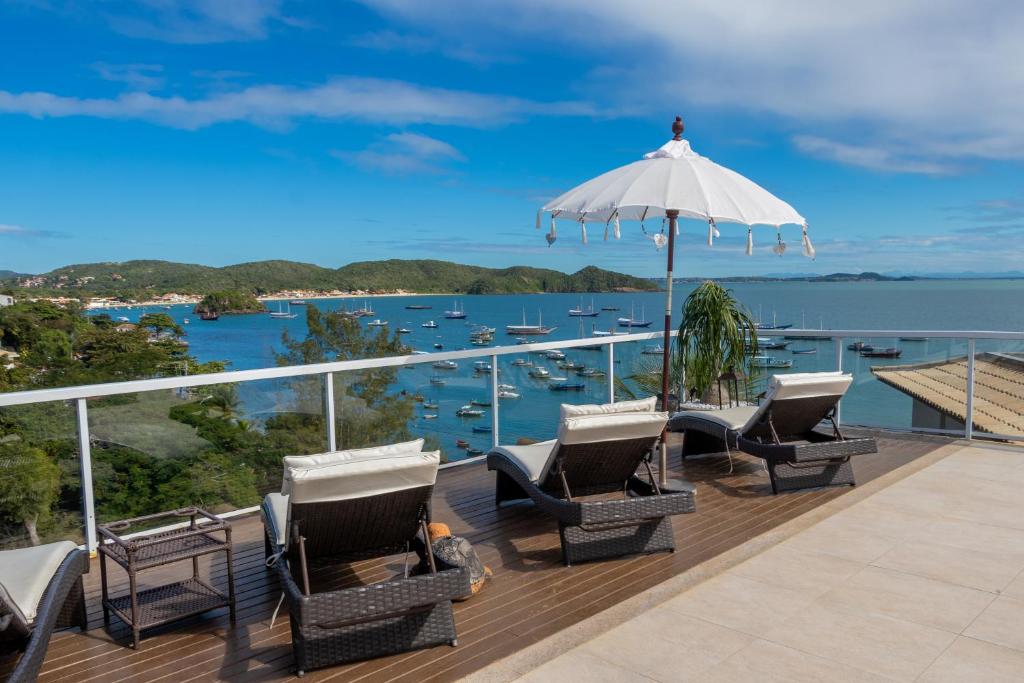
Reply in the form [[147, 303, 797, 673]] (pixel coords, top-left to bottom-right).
[[511, 445, 1024, 682]]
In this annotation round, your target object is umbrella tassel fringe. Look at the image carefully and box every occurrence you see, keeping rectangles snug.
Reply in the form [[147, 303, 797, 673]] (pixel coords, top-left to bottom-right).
[[746, 228, 753, 256], [802, 226, 816, 259]]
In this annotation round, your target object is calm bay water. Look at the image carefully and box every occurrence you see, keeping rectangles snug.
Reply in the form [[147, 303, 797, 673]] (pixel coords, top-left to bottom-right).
[[99, 280, 1024, 459]]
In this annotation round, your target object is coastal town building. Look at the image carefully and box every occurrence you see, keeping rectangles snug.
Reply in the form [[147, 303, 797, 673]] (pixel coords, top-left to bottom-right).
[[0, 293, 13, 307]]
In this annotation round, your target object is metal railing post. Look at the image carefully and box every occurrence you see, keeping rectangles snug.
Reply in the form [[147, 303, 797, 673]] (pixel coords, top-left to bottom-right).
[[75, 398, 98, 556], [965, 339, 975, 440], [834, 336, 843, 425], [490, 354, 500, 449], [607, 342, 616, 404], [323, 372, 336, 451]]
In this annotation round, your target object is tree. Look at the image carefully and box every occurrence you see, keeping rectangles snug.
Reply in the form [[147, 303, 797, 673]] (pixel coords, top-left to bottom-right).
[[675, 281, 759, 401], [139, 312, 184, 337], [0, 441, 61, 545]]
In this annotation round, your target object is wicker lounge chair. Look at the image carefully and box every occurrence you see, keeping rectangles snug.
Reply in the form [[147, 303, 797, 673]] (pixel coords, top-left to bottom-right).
[[668, 372, 877, 493], [261, 439, 470, 675], [486, 398, 696, 566], [0, 541, 89, 683]]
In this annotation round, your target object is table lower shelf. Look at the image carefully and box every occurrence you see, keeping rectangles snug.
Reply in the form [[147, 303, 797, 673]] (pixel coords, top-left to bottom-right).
[[105, 578, 230, 632]]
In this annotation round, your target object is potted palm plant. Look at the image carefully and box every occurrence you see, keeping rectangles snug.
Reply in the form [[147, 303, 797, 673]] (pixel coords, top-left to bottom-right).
[[676, 281, 759, 406]]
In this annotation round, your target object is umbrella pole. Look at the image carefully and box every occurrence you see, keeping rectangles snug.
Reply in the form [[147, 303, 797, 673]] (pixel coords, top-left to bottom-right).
[[659, 209, 679, 487]]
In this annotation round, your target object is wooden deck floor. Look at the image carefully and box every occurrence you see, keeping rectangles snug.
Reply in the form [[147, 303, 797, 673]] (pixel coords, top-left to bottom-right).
[[4, 430, 950, 682]]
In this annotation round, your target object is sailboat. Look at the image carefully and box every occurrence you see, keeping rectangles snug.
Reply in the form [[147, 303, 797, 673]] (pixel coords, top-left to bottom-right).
[[617, 303, 652, 328], [506, 308, 556, 335], [444, 300, 467, 319], [269, 302, 297, 319], [568, 297, 599, 317]]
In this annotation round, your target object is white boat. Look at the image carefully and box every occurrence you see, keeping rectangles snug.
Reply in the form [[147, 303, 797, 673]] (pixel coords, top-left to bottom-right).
[[529, 367, 550, 378], [617, 303, 652, 328], [397, 328, 411, 334], [498, 383, 516, 391], [497, 390, 520, 399], [591, 328, 625, 337], [444, 300, 467, 319], [270, 302, 297, 319], [366, 319, 388, 327], [456, 405, 484, 417], [752, 355, 794, 368], [116, 316, 130, 322], [568, 297, 599, 317], [473, 361, 493, 373], [183, 318, 190, 325], [511, 358, 530, 366], [506, 308, 556, 335], [548, 375, 569, 382], [642, 345, 664, 355], [422, 320, 438, 328], [432, 360, 458, 370], [430, 376, 446, 385], [577, 367, 606, 377], [544, 350, 566, 360], [423, 414, 439, 419]]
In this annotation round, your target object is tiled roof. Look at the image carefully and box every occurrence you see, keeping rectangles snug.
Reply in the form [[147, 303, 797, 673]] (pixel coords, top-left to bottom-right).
[[872, 353, 1024, 436]]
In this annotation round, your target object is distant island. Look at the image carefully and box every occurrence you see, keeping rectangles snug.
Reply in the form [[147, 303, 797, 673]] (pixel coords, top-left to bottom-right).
[[194, 291, 266, 315], [1, 259, 658, 301], [675, 271, 924, 284]]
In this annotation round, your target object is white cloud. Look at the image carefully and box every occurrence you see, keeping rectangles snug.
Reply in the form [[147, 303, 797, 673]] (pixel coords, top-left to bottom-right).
[[91, 62, 165, 91], [360, 0, 1024, 167], [334, 132, 466, 175], [792, 136, 956, 176], [0, 224, 62, 238], [0, 77, 597, 130], [102, 0, 293, 44], [347, 30, 516, 66]]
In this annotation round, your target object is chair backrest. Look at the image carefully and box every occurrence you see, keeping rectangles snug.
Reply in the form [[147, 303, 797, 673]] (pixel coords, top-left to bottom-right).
[[538, 397, 668, 491], [283, 440, 440, 559], [742, 372, 852, 441]]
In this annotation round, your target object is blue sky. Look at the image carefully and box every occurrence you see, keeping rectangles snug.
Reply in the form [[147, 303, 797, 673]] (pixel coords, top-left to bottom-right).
[[1, 1, 1023, 278]]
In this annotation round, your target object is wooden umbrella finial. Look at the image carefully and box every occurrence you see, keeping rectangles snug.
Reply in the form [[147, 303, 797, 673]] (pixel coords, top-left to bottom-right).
[[672, 115, 684, 140]]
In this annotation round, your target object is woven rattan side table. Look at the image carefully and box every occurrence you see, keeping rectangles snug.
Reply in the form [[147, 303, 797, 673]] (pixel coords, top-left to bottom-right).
[[98, 507, 236, 649]]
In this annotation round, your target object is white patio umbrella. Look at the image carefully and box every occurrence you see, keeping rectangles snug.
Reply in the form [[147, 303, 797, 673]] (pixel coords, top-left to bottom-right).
[[538, 116, 811, 486]]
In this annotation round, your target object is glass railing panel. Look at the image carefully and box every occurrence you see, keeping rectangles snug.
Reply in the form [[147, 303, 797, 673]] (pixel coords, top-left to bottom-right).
[[968, 339, 1024, 441], [86, 375, 325, 530], [496, 340, 613, 447], [841, 336, 968, 436], [0, 400, 80, 549]]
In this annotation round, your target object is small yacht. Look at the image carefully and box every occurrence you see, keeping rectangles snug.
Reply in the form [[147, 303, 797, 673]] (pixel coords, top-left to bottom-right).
[[397, 327, 411, 334], [568, 297, 599, 317], [456, 405, 485, 417], [497, 390, 520, 399], [506, 308, 556, 335], [577, 367, 606, 378], [511, 358, 530, 366], [641, 345, 664, 355], [544, 349, 566, 360], [529, 367, 550, 378], [617, 304, 652, 328], [473, 361, 493, 374], [366, 319, 388, 327], [444, 300, 467, 319], [430, 376, 446, 386], [422, 320, 439, 328], [433, 360, 458, 370], [752, 355, 794, 368], [270, 302, 297, 319]]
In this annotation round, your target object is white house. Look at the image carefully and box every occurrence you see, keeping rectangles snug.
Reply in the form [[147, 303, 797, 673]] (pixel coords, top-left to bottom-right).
[[0, 294, 14, 307]]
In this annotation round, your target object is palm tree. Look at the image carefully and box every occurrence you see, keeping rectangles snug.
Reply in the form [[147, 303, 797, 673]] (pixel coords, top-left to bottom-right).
[[676, 281, 758, 402]]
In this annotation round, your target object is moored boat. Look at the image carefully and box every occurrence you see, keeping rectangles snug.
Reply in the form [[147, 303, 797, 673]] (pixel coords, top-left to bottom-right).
[[433, 359, 458, 370], [861, 347, 902, 358], [549, 382, 586, 391], [506, 308, 556, 335]]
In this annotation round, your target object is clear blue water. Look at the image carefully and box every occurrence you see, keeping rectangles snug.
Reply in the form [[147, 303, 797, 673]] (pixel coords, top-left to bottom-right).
[[96, 280, 1024, 459]]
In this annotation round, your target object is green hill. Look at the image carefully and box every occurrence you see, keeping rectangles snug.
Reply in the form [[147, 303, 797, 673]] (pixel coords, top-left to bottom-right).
[[5, 259, 657, 297]]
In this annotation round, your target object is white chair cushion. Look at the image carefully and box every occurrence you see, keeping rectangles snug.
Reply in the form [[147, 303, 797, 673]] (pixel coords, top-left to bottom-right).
[[560, 396, 656, 420], [557, 412, 668, 446], [679, 406, 759, 431], [283, 450, 440, 504], [283, 438, 425, 471], [490, 440, 558, 483], [0, 540, 77, 625], [767, 372, 851, 401], [262, 492, 289, 548]]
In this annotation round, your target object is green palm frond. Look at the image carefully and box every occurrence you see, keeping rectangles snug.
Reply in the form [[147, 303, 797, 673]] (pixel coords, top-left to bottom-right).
[[676, 281, 758, 398]]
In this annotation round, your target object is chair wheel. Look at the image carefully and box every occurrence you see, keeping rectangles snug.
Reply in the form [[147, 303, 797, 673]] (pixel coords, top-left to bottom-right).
[[451, 639, 458, 647]]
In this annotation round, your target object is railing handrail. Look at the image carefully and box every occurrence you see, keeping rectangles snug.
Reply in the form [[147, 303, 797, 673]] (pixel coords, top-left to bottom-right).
[[3, 327, 1023, 407], [0, 330, 671, 406]]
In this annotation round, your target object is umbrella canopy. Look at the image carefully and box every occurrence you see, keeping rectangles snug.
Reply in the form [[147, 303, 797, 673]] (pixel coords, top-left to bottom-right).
[[539, 117, 811, 255], [537, 116, 809, 487]]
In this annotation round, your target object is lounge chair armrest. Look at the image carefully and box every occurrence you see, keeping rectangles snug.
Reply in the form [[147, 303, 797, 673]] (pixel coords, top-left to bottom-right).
[[577, 490, 695, 526], [274, 563, 469, 626]]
